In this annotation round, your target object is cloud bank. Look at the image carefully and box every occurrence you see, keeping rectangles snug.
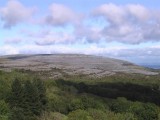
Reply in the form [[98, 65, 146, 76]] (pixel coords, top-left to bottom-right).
[[1, 2, 160, 44], [92, 3, 160, 44], [1, 44, 160, 64], [0, 0, 36, 28]]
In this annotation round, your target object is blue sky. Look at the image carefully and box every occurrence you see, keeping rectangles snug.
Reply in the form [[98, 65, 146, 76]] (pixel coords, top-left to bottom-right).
[[0, 0, 160, 65]]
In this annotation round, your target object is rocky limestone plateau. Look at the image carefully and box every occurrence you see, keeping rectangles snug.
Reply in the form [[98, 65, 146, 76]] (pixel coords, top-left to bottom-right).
[[0, 54, 158, 77]]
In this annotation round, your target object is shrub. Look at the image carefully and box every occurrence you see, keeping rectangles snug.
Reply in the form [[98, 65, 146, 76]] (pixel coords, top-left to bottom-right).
[[67, 109, 93, 120], [0, 100, 9, 116], [87, 108, 108, 120]]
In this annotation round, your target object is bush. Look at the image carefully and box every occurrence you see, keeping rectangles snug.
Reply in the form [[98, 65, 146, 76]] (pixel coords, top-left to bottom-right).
[[0, 116, 8, 120], [109, 97, 131, 113], [38, 112, 67, 120], [67, 109, 93, 120], [129, 102, 159, 120], [80, 95, 106, 110], [9, 107, 26, 120], [0, 100, 9, 116], [69, 98, 84, 111], [114, 113, 137, 120], [87, 108, 108, 120], [48, 95, 70, 114]]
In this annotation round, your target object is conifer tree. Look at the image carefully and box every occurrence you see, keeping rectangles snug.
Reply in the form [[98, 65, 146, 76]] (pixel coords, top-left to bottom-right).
[[9, 79, 47, 120], [10, 79, 24, 108], [33, 78, 47, 111], [23, 80, 41, 116], [9, 79, 25, 120]]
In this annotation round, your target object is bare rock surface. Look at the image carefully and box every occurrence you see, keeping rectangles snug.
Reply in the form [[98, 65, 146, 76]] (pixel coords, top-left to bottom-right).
[[0, 54, 158, 77]]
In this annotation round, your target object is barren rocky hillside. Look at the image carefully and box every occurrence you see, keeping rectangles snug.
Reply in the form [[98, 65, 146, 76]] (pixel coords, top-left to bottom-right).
[[0, 54, 158, 77]]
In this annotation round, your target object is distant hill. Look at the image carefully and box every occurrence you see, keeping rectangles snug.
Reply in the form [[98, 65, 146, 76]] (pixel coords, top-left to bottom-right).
[[140, 64, 160, 69], [0, 54, 158, 77]]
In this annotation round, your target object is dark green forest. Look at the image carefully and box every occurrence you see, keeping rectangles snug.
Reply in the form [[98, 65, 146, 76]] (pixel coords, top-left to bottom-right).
[[0, 70, 160, 120]]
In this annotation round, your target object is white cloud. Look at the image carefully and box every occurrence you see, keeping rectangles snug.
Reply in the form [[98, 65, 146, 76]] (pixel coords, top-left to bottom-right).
[[92, 3, 160, 44], [92, 3, 126, 25], [0, 46, 19, 55], [1, 2, 160, 44], [18, 45, 81, 54], [1, 1, 160, 63], [5, 37, 22, 44], [35, 31, 75, 45], [126, 4, 150, 22], [74, 25, 103, 43], [0, 0, 36, 28], [4, 44, 160, 61], [25, 29, 75, 45], [44, 3, 82, 26]]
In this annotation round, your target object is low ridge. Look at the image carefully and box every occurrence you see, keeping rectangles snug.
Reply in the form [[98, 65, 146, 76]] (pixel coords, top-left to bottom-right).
[[0, 54, 158, 77]]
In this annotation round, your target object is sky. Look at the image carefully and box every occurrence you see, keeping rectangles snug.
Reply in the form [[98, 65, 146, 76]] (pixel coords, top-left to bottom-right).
[[0, 0, 160, 66]]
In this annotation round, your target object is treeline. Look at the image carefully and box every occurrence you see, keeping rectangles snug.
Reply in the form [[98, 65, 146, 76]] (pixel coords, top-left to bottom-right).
[[56, 79, 160, 105], [8, 79, 47, 120]]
